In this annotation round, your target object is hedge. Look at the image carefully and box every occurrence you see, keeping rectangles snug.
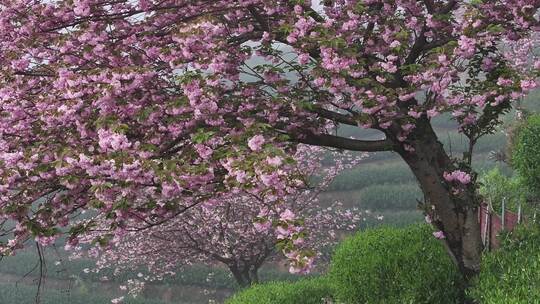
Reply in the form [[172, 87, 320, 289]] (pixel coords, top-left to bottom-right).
[[329, 224, 462, 304], [328, 162, 414, 191], [359, 183, 422, 210], [225, 277, 333, 304]]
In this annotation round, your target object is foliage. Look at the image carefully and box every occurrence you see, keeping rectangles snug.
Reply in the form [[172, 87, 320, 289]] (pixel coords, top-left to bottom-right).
[[359, 183, 422, 210], [225, 276, 333, 304], [329, 224, 462, 304], [512, 114, 540, 196], [478, 167, 531, 214], [468, 224, 540, 303]]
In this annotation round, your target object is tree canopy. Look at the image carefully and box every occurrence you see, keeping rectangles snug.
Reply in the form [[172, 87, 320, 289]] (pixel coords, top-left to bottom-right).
[[0, 0, 538, 277]]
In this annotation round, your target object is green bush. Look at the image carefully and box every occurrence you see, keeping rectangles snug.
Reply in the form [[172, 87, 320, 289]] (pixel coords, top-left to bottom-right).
[[225, 277, 333, 304], [478, 167, 530, 214], [329, 224, 462, 304], [360, 183, 422, 210], [512, 114, 540, 195], [468, 224, 540, 303]]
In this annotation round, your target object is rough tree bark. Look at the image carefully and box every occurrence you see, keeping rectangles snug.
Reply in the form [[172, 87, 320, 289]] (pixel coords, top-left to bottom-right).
[[395, 118, 483, 281], [229, 264, 260, 287]]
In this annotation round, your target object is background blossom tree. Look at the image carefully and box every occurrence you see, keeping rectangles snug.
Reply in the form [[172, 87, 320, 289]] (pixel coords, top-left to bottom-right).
[[74, 147, 368, 289], [0, 0, 539, 279]]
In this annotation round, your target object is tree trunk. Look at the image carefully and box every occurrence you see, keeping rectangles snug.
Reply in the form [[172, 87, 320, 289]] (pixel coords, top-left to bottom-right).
[[395, 120, 483, 281], [230, 266, 250, 287], [229, 265, 260, 288], [249, 267, 259, 284]]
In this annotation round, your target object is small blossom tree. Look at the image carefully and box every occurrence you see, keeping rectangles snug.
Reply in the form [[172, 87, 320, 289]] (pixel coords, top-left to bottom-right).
[[0, 0, 539, 280], [75, 146, 367, 288]]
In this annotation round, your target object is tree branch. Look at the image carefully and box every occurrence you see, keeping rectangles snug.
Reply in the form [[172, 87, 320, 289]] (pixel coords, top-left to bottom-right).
[[311, 107, 359, 126], [291, 133, 395, 152], [247, 6, 270, 32]]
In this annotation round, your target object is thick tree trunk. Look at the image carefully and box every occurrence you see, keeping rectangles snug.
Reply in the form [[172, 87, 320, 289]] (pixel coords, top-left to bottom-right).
[[229, 265, 260, 288], [249, 267, 259, 284], [395, 121, 483, 281]]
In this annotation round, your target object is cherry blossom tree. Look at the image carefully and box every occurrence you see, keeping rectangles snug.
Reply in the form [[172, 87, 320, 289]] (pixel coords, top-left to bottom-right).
[[0, 0, 539, 279]]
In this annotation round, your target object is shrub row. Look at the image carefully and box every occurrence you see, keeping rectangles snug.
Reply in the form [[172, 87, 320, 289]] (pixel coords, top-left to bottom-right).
[[328, 162, 414, 191], [327, 151, 501, 194], [359, 183, 422, 210]]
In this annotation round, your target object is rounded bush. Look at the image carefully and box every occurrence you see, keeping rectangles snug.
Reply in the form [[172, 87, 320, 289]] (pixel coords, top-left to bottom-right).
[[512, 114, 540, 195], [468, 224, 540, 303], [225, 277, 333, 304], [329, 224, 462, 304]]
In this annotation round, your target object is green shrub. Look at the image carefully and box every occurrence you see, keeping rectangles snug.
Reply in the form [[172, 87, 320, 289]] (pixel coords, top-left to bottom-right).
[[512, 114, 540, 196], [329, 224, 462, 304], [468, 224, 540, 303], [360, 183, 422, 210], [225, 277, 333, 304], [478, 167, 530, 214]]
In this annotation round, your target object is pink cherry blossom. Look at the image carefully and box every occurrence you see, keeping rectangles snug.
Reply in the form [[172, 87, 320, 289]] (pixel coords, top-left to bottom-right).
[[248, 135, 265, 151], [433, 231, 446, 239], [443, 170, 472, 185]]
